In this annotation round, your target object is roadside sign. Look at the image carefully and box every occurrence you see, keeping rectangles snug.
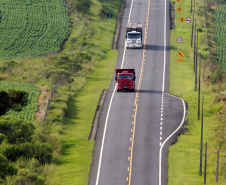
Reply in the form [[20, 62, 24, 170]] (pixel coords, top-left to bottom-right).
[[176, 0, 181, 2], [177, 59, 184, 62], [107, 13, 113, 26], [107, 13, 113, 18], [176, 37, 183, 43], [186, 17, 191, 24], [179, 17, 185, 23], [177, 51, 185, 58], [177, 7, 182, 12]]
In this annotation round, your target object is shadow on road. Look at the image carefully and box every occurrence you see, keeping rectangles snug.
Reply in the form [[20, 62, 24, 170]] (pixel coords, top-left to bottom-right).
[[138, 89, 162, 94], [145, 45, 171, 51]]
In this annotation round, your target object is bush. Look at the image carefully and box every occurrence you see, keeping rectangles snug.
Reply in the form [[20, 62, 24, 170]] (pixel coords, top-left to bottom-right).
[[2, 143, 53, 165], [0, 116, 35, 144], [0, 153, 17, 180], [0, 91, 9, 115], [13, 169, 45, 185]]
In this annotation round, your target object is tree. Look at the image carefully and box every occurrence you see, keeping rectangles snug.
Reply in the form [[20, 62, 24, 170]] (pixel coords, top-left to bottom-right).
[[0, 116, 35, 144], [0, 153, 17, 180]]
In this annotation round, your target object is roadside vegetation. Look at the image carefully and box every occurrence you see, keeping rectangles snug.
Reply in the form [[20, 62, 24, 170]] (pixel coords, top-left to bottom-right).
[[0, 0, 122, 184], [0, 0, 225, 184], [168, 0, 226, 184]]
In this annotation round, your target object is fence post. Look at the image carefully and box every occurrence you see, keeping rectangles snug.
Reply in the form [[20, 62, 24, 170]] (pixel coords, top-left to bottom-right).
[[191, 11, 194, 47], [198, 53, 201, 120], [199, 96, 204, 176], [216, 150, 219, 182], [195, 30, 198, 91], [193, 19, 196, 72], [204, 142, 207, 184]]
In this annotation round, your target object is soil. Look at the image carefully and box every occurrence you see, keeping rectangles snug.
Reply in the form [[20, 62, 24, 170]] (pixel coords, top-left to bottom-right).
[[35, 85, 50, 120]]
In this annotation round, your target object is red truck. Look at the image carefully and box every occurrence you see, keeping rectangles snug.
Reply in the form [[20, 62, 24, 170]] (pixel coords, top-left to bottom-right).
[[115, 69, 136, 92]]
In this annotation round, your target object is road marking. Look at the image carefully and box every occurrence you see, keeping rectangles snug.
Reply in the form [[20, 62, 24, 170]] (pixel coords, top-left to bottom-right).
[[128, 0, 151, 184], [159, 1, 166, 184], [159, 95, 186, 185], [95, 0, 135, 184]]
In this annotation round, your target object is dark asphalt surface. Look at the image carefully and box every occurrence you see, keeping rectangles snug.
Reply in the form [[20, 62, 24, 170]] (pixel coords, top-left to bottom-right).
[[88, 0, 186, 185]]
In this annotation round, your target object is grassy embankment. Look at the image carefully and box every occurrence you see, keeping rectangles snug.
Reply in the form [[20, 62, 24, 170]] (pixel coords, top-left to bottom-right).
[[51, 0, 122, 184], [168, 0, 225, 184]]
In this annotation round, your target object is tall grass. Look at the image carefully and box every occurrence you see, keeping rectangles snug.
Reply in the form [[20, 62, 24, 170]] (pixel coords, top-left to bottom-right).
[[168, 0, 226, 184]]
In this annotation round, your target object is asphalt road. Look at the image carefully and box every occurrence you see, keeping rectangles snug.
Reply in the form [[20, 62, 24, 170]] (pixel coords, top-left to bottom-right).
[[89, 0, 186, 185]]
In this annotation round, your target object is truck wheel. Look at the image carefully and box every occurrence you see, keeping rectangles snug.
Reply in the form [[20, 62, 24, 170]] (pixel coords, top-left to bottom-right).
[[117, 89, 119, 92]]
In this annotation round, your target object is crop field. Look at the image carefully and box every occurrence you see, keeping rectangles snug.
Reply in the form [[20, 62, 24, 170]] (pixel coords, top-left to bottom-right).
[[0, 82, 40, 122], [214, 5, 226, 72], [0, 0, 70, 59]]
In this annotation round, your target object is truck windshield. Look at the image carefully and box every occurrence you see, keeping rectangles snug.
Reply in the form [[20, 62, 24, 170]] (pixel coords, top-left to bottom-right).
[[127, 33, 141, 39], [119, 74, 132, 79]]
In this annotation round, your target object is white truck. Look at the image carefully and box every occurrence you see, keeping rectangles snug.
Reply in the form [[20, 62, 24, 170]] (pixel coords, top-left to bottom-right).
[[126, 23, 142, 49]]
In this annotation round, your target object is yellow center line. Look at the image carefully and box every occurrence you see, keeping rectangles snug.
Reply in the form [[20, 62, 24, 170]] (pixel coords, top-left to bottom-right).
[[129, 0, 151, 184]]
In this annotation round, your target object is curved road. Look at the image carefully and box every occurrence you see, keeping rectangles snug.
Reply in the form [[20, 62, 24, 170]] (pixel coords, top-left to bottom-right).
[[89, 0, 186, 185]]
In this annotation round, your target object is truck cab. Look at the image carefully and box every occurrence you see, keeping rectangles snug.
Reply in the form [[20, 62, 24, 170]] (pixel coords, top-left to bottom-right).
[[115, 69, 136, 92], [126, 23, 142, 49]]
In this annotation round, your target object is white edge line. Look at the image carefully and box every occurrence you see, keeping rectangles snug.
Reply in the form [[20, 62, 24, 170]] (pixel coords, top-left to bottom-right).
[[95, 0, 134, 184], [159, 97, 186, 185], [95, 85, 116, 185]]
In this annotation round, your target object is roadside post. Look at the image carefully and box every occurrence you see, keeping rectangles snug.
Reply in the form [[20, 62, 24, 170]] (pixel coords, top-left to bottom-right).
[[176, 37, 183, 50], [176, 50, 185, 69], [107, 13, 113, 26], [177, 6, 182, 20], [186, 17, 191, 31], [179, 17, 185, 31], [176, 0, 181, 8]]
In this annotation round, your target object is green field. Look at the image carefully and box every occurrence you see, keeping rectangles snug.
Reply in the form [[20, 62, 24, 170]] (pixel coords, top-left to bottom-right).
[[214, 5, 226, 72], [0, 0, 70, 59]]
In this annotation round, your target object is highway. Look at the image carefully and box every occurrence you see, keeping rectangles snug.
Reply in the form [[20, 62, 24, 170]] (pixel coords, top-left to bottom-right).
[[89, 0, 186, 185]]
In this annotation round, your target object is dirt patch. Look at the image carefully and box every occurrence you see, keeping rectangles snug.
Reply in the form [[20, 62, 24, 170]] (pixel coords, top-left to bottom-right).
[[89, 90, 107, 141], [35, 85, 50, 120]]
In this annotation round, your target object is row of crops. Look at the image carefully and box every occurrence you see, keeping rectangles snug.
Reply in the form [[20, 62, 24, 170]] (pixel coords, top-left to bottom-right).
[[0, 0, 70, 59], [214, 5, 226, 72], [0, 81, 40, 122]]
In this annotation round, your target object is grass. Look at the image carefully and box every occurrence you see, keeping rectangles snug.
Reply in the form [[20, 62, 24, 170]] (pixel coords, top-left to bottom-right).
[[168, 1, 226, 185], [51, 0, 121, 184], [54, 50, 118, 185]]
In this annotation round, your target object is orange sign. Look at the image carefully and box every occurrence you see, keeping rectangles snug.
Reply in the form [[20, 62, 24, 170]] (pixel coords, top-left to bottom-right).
[[177, 51, 185, 59], [177, 59, 184, 62], [177, 7, 182, 12], [179, 17, 185, 23]]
